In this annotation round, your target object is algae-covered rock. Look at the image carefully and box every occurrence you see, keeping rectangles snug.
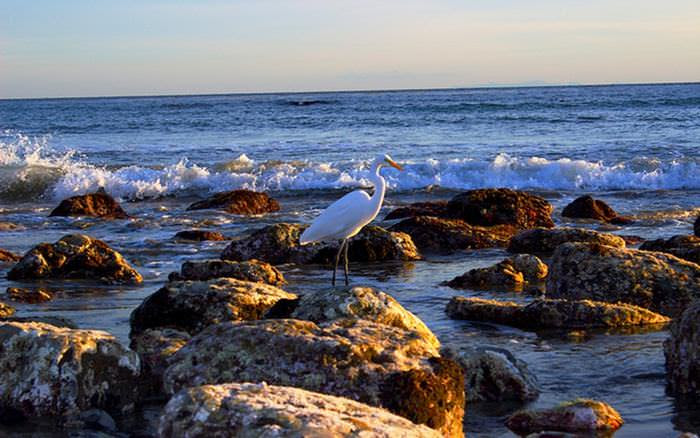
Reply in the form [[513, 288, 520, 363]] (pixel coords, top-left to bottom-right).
[[130, 278, 297, 338], [7, 234, 142, 284], [561, 195, 632, 224], [446, 297, 670, 329], [385, 201, 449, 220], [186, 189, 280, 215], [289, 286, 440, 349], [130, 328, 191, 397], [442, 346, 539, 403], [49, 191, 129, 219], [508, 227, 626, 255], [447, 188, 555, 229], [158, 382, 442, 438], [163, 319, 464, 437], [665, 300, 700, 398], [640, 235, 700, 265], [173, 230, 226, 241], [0, 321, 140, 420], [6, 287, 53, 304], [0, 249, 20, 263], [506, 399, 623, 434], [168, 259, 285, 286], [547, 242, 700, 317]]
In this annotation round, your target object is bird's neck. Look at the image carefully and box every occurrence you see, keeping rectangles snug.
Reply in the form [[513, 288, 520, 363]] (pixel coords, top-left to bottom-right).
[[368, 163, 386, 216]]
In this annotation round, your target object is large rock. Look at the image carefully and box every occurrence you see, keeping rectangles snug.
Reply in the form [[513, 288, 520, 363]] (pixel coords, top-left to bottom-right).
[[173, 230, 226, 241], [0, 322, 140, 420], [0, 249, 20, 263], [547, 242, 700, 317], [665, 300, 700, 397], [222, 223, 420, 265], [167, 259, 285, 286], [158, 382, 442, 438], [506, 399, 623, 435], [288, 286, 440, 349], [163, 319, 465, 437], [561, 195, 632, 224], [130, 328, 191, 397], [49, 191, 129, 219], [385, 201, 449, 220], [640, 235, 700, 265], [442, 346, 539, 402], [186, 189, 280, 215], [446, 255, 547, 290], [130, 278, 297, 338], [446, 188, 554, 229], [7, 234, 142, 284], [446, 297, 670, 329], [508, 227, 626, 255]]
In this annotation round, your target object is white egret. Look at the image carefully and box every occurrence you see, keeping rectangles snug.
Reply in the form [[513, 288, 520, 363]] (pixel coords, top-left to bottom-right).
[[300, 154, 403, 286]]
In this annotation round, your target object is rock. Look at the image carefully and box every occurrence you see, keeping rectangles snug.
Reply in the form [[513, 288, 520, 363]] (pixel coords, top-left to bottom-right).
[[0, 302, 15, 318], [163, 319, 465, 437], [289, 286, 440, 349], [640, 235, 700, 265], [695, 216, 700, 237], [384, 201, 449, 220], [130, 328, 191, 397], [506, 399, 623, 434], [158, 382, 442, 438], [446, 260, 524, 290], [79, 408, 117, 433], [508, 227, 626, 255], [665, 300, 700, 397], [446, 188, 554, 229], [6, 287, 53, 304], [222, 223, 420, 265], [49, 191, 129, 219], [0, 249, 20, 263], [186, 189, 280, 215], [173, 230, 226, 241], [7, 234, 142, 284], [1, 316, 77, 328], [168, 259, 285, 286], [511, 254, 549, 282], [442, 346, 539, 402], [390, 216, 517, 253], [129, 278, 297, 338], [547, 242, 700, 317], [0, 222, 20, 231], [562, 195, 633, 224], [0, 321, 140, 420], [446, 297, 670, 329]]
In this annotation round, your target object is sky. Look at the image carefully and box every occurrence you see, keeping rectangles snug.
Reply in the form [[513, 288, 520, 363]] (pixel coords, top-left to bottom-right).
[[1, 0, 699, 98]]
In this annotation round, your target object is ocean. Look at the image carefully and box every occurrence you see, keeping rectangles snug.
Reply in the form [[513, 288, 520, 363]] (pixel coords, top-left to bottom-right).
[[0, 82, 699, 436]]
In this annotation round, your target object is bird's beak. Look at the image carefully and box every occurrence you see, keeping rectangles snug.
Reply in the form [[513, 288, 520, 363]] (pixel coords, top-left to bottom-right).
[[386, 158, 403, 171]]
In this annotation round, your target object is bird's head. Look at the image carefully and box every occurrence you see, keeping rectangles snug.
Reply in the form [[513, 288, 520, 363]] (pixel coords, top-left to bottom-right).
[[373, 154, 403, 171]]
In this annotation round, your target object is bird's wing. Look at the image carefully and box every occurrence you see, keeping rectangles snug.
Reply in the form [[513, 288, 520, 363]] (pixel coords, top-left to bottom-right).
[[300, 190, 373, 243]]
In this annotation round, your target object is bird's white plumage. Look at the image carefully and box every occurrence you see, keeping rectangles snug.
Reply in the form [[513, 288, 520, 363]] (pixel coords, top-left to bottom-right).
[[299, 190, 373, 244]]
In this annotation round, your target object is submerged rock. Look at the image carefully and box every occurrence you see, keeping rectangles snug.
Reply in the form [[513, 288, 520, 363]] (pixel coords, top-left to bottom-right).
[[49, 191, 129, 219], [446, 188, 555, 229], [0, 249, 20, 263], [7, 234, 142, 284], [508, 227, 626, 255], [446, 297, 670, 329], [6, 287, 53, 303], [163, 319, 465, 437], [168, 259, 285, 286], [561, 195, 632, 224], [130, 278, 297, 338], [158, 382, 442, 438], [665, 300, 700, 398], [186, 189, 280, 215], [173, 230, 226, 241], [442, 346, 539, 403], [547, 242, 700, 317], [0, 321, 140, 420], [506, 399, 623, 434], [0, 222, 20, 231], [0, 302, 15, 318], [446, 255, 547, 290], [640, 235, 700, 265], [384, 201, 449, 220]]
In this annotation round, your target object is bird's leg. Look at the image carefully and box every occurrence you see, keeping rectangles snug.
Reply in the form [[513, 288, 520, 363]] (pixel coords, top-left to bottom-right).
[[343, 238, 350, 286], [332, 239, 346, 286]]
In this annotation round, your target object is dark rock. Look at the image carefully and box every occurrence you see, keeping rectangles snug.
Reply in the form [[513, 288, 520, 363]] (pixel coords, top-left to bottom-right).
[[186, 189, 280, 215], [446, 188, 554, 229], [6, 287, 53, 303], [665, 300, 700, 398], [547, 242, 700, 317], [168, 259, 285, 286], [508, 227, 626, 255], [506, 399, 624, 434], [446, 254, 547, 290], [640, 235, 700, 265], [384, 201, 449, 220], [0, 249, 20, 263], [173, 230, 226, 241], [79, 409, 117, 433], [695, 216, 700, 237], [130, 328, 191, 397], [1, 316, 77, 328], [49, 192, 129, 219], [7, 234, 142, 284], [562, 195, 632, 224]]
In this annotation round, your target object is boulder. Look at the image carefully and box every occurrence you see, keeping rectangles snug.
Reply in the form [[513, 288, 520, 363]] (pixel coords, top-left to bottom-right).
[[508, 227, 626, 255], [288, 286, 440, 349], [0, 302, 15, 318], [173, 230, 226, 241], [158, 382, 442, 438], [664, 300, 700, 397], [446, 188, 554, 229], [186, 189, 280, 215], [695, 216, 700, 237], [442, 346, 539, 402], [0, 321, 140, 420], [561, 195, 632, 224], [167, 259, 285, 286], [446, 297, 670, 329], [390, 216, 516, 253], [0, 249, 20, 263], [384, 201, 449, 220], [547, 242, 700, 317], [49, 191, 129, 219], [222, 223, 420, 265], [130, 328, 191, 397], [6, 287, 53, 304], [640, 235, 700, 265], [130, 278, 297, 338], [446, 255, 547, 290], [163, 319, 465, 437], [506, 399, 623, 435], [7, 234, 142, 284]]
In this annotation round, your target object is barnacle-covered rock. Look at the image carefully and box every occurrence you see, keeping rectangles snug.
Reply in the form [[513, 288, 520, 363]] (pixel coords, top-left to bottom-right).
[[508, 227, 626, 255], [186, 189, 280, 215], [167, 259, 285, 286], [506, 399, 623, 434], [49, 191, 129, 219]]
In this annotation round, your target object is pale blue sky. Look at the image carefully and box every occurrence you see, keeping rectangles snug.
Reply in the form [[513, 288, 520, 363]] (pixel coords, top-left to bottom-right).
[[1, 0, 699, 98]]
